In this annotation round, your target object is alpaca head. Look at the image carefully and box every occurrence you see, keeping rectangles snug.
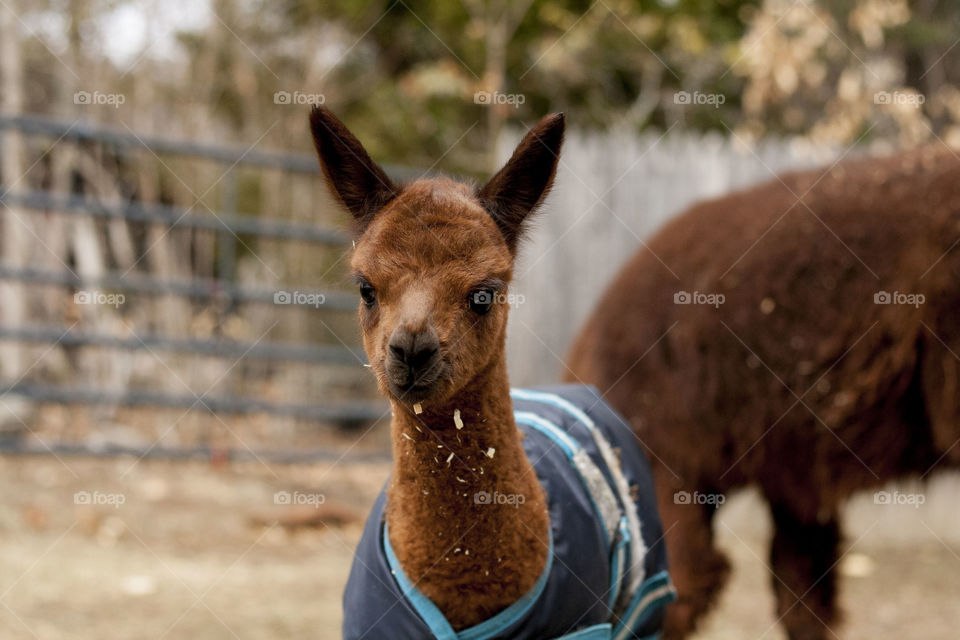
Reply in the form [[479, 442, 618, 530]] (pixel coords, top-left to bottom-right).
[[310, 106, 564, 407]]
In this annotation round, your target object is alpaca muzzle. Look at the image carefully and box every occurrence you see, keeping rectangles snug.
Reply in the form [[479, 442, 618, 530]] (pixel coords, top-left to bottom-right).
[[385, 325, 443, 400]]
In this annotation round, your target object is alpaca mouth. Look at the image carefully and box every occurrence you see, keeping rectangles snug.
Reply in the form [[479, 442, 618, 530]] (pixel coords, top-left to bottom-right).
[[386, 361, 447, 404], [388, 378, 445, 406]]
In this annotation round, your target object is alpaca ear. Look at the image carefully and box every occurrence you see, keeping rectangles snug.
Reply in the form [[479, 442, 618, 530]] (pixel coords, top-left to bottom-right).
[[309, 105, 398, 232], [477, 113, 565, 254]]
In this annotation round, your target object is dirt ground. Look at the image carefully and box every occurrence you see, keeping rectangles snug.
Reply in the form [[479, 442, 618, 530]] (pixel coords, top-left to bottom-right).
[[1, 455, 958, 639]]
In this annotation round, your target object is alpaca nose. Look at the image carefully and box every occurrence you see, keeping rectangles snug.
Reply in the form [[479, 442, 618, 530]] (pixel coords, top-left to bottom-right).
[[388, 326, 439, 377]]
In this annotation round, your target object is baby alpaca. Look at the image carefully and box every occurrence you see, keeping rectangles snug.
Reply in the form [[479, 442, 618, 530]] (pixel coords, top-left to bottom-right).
[[309, 106, 674, 640]]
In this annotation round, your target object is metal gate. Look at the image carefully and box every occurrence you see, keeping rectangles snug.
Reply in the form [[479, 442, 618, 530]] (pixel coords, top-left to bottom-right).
[[0, 113, 405, 463]]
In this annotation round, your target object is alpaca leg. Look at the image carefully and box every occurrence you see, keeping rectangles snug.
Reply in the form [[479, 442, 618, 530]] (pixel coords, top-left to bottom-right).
[[768, 503, 841, 640], [658, 483, 730, 639]]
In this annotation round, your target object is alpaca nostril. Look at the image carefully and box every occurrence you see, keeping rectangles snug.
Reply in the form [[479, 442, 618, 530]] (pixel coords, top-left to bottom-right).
[[388, 326, 439, 380], [408, 346, 437, 370]]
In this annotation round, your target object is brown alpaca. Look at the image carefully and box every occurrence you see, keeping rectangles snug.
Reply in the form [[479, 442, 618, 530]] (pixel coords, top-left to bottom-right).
[[314, 107, 674, 640], [566, 146, 960, 640], [312, 106, 558, 627]]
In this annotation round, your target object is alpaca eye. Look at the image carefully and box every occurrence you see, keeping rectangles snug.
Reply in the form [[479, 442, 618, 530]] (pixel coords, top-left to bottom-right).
[[359, 283, 377, 307], [469, 289, 494, 315]]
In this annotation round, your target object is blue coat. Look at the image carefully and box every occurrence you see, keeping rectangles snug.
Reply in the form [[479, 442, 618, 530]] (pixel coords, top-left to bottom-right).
[[343, 385, 675, 640]]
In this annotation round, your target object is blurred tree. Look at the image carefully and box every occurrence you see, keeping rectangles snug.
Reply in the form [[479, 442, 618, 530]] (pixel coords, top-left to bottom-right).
[[734, 0, 960, 148], [6, 0, 960, 174], [286, 0, 756, 174]]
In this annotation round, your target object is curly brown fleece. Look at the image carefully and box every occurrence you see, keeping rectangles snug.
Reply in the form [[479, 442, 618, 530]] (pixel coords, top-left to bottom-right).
[[566, 146, 960, 640]]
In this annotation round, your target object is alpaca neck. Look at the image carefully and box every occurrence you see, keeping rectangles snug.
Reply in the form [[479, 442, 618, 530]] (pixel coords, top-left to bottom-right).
[[385, 354, 551, 629]]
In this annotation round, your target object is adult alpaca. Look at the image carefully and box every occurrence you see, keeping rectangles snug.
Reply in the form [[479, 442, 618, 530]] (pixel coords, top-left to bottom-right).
[[309, 106, 674, 640], [566, 147, 960, 640]]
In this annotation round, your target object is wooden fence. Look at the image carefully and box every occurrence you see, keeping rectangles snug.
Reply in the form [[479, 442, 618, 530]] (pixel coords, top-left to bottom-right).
[[504, 128, 842, 386]]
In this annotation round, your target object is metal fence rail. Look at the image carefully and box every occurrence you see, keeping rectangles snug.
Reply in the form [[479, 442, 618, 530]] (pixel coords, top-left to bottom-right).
[[0, 113, 418, 178], [0, 187, 352, 244], [0, 324, 366, 365], [0, 113, 393, 461], [0, 264, 358, 310], [0, 381, 385, 423]]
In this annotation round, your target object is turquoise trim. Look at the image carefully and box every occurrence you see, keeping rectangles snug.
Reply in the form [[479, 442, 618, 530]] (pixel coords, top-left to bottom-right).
[[514, 411, 579, 459], [456, 535, 553, 640], [557, 623, 612, 639], [608, 517, 630, 611], [511, 388, 599, 433], [382, 523, 457, 640], [382, 522, 555, 640], [614, 593, 674, 640], [515, 412, 612, 551], [612, 571, 676, 640]]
